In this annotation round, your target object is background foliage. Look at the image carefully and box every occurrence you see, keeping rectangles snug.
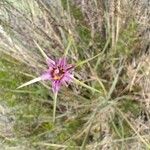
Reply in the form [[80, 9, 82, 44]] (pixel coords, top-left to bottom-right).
[[0, 0, 149, 149]]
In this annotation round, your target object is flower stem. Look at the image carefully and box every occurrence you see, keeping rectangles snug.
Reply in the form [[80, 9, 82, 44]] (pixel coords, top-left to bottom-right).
[[53, 92, 58, 123]]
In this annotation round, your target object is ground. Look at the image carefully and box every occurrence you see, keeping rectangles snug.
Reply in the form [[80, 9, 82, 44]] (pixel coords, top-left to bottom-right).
[[0, 0, 150, 149]]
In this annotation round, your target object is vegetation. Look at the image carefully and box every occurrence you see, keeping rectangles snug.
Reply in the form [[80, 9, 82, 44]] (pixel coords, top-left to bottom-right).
[[0, 0, 149, 149]]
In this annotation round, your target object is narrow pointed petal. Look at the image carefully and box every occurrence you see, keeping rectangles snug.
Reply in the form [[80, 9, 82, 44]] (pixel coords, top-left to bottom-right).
[[41, 72, 51, 80], [17, 77, 42, 89], [60, 58, 67, 67], [46, 58, 55, 67], [62, 73, 73, 83], [52, 81, 61, 93], [57, 58, 66, 67], [65, 64, 74, 71]]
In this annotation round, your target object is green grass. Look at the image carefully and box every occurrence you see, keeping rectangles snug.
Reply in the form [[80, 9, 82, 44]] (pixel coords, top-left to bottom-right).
[[0, 0, 150, 149]]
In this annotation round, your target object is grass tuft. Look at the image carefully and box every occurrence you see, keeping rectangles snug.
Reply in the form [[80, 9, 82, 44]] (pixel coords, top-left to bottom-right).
[[0, 0, 149, 149]]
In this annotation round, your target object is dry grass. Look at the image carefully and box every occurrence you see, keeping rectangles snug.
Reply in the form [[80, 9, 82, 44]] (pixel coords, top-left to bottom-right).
[[0, 0, 149, 149]]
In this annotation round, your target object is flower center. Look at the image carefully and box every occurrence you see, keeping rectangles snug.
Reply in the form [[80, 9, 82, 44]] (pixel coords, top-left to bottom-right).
[[51, 67, 65, 81]]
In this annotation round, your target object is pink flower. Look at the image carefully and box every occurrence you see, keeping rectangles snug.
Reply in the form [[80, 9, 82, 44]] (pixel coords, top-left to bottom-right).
[[17, 57, 74, 93], [17, 57, 74, 123], [41, 57, 74, 93]]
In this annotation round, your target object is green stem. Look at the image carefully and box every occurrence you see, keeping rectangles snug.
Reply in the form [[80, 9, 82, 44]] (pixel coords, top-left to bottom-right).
[[53, 92, 58, 123]]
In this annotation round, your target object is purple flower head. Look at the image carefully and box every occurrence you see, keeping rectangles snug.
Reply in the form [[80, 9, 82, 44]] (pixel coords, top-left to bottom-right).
[[41, 57, 74, 93]]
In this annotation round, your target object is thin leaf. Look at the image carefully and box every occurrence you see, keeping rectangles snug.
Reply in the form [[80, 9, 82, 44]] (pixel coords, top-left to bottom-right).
[[64, 36, 72, 57], [107, 66, 123, 100]]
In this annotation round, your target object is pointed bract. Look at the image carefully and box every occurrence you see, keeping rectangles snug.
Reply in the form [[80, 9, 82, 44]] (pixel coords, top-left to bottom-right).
[[17, 77, 42, 89]]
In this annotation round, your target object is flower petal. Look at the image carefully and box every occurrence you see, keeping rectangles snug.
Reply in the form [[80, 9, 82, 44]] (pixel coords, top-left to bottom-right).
[[41, 72, 51, 80], [65, 64, 74, 71], [46, 58, 55, 67], [57, 58, 66, 67], [62, 73, 73, 83], [52, 81, 61, 93]]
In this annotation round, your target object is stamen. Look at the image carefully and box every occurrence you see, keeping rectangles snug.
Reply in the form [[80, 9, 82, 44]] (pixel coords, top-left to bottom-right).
[[51, 67, 65, 81]]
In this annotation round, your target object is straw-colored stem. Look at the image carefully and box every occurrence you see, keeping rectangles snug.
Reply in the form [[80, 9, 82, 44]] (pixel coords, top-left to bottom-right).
[[116, 0, 120, 43], [111, 0, 115, 48], [53, 92, 58, 123]]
